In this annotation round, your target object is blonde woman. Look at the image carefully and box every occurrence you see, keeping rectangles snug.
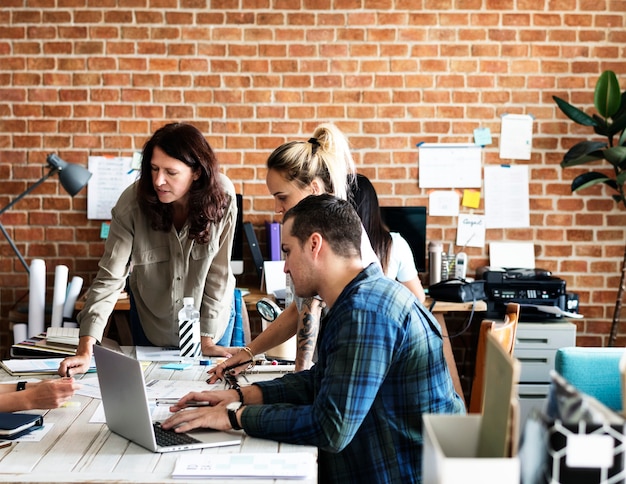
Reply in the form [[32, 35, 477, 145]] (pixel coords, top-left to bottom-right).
[[209, 123, 378, 378]]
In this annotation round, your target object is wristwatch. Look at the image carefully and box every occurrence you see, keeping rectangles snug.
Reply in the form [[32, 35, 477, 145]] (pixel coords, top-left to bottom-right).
[[227, 401, 243, 430]]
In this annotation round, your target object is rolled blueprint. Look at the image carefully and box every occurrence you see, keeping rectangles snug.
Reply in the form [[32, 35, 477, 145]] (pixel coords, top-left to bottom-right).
[[28, 258, 46, 338], [62, 276, 84, 321], [13, 323, 27, 345], [50, 264, 69, 327]]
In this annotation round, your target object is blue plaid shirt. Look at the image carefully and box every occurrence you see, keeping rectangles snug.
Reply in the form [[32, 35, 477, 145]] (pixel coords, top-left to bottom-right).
[[242, 264, 465, 483]]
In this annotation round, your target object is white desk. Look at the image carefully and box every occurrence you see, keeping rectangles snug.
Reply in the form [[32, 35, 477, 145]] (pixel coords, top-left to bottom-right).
[[0, 354, 317, 483]]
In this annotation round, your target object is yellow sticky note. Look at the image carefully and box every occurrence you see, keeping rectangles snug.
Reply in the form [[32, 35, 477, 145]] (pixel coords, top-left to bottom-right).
[[462, 189, 481, 209]]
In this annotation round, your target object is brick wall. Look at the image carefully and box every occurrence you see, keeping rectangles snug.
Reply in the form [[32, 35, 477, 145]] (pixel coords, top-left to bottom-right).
[[1, 1, 626, 355]]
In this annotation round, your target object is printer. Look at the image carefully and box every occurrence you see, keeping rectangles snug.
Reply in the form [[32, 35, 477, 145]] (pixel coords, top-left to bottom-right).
[[476, 267, 573, 321]]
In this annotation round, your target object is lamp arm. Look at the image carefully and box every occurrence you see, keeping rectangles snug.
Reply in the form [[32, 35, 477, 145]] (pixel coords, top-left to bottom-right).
[[0, 167, 58, 216], [0, 221, 30, 274]]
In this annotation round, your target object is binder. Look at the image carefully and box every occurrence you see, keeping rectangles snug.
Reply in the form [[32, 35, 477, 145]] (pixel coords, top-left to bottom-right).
[[0, 413, 44, 438], [265, 221, 281, 261], [243, 222, 264, 279]]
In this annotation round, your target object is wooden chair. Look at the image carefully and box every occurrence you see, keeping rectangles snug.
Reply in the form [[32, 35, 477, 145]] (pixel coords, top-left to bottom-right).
[[468, 302, 520, 413]]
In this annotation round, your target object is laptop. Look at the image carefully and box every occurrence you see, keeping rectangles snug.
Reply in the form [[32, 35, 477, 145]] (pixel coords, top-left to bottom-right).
[[93, 345, 242, 452]]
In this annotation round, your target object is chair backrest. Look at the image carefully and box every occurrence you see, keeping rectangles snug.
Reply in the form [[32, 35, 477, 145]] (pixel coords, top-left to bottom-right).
[[469, 302, 520, 413], [555, 346, 626, 412]]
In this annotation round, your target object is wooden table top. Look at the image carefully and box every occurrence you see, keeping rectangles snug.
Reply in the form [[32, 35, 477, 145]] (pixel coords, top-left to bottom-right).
[[0, 352, 316, 483]]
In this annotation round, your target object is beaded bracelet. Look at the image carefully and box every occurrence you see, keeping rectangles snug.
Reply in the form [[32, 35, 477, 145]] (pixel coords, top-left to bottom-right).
[[233, 386, 244, 405]]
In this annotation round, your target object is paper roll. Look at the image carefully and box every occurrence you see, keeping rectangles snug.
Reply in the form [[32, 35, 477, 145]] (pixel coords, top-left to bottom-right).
[[62, 276, 84, 320], [13, 323, 27, 345], [28, 259, 46, 338], [50, 265, 69, 327]]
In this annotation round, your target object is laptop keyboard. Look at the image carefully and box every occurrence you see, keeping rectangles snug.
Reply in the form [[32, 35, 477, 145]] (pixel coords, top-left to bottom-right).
[[153, 422, 201, 446]]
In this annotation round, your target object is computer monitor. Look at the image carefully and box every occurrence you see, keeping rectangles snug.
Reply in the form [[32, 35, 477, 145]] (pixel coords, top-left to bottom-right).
[[230, 194, 244, 276], [380, 206, 427, 273]]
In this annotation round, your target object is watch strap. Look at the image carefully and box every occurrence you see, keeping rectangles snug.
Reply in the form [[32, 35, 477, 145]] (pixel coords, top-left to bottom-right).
[[227, 406, 243, 431]]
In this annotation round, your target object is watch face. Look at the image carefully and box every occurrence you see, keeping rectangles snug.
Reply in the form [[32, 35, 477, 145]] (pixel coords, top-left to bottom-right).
[[256, 299, 279, 321], [227, 401, 242, 411]]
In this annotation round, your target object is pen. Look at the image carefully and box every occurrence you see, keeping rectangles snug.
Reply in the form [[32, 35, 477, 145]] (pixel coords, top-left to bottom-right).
[[66, 368, 70, 378], [155, 398, 212, 407], [0, 442, 12, 449]]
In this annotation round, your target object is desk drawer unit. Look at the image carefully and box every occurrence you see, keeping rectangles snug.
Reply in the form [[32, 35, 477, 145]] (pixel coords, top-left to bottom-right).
[[513, 322, 577, 426]]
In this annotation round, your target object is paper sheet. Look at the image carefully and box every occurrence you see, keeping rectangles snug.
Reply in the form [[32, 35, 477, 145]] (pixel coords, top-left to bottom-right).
[[484, 165, 530, 229], [429, 191, 460, 216], [489, 242, 535, 269], [499, 114, 533, 160], [172, 453, 317, 479], [456, 214, 486, 248], [87, 156, 138, 220], [418, 143, 482, 188]]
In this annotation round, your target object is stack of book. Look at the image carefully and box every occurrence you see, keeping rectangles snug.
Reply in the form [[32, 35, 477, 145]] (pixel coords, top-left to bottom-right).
[[10, 327, 80, 359]]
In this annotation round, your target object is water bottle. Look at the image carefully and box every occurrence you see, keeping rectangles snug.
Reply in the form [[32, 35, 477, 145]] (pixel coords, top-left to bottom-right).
[[284, 274, 293, 308], [178, 297, 201, 359], [428, 241, 443, 285]]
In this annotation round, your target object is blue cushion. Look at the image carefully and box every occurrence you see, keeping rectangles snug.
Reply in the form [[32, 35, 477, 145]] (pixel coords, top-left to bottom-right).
[[555, 347, 626, 412]]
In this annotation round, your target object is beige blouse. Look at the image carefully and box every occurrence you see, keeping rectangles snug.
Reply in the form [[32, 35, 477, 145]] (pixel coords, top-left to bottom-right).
[[77, 174, 237, 347]]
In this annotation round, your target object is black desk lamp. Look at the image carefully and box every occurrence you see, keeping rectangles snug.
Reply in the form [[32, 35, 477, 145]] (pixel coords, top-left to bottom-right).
[[0, 154, 92, 274]]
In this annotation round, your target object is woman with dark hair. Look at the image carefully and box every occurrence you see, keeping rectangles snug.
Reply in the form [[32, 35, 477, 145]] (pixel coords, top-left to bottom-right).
[[60, 123, 237, 376], [351, 174, 426, 303]]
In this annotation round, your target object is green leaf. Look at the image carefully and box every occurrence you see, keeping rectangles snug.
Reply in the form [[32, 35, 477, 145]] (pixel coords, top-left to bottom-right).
[[617, 170, 626, 186], [603, 146, 626, 166], [619, 126, 626, 147], [592, 114, 609, 137], [561, 141, 607, 167], [608, 112, 626, 138], [595, 71, 621, 118], [553, 96, 598, 126], [571, 172, 612, 192]]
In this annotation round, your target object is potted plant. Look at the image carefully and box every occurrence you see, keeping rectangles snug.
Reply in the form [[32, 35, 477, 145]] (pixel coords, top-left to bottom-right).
[[553, 70, 626, 346]]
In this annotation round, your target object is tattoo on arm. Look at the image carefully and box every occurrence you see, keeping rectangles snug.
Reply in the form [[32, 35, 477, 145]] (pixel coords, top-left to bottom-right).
[[295, 298, 322, 371]]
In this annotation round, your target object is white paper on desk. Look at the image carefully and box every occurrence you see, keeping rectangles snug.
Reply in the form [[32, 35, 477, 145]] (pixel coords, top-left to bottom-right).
[[90, 401, 174, 424], [500, 113, 533, 160], [418, 143, 482, 188], [484, 164, 530, 229], [74, 375, 102, 399], [87, 156, 138, 220], [135, 346, 181, 362], [429, 190, 460, 216], [172, 452, 317, 479], [144, 379, 220, 400], [1, 423, 54, 443]]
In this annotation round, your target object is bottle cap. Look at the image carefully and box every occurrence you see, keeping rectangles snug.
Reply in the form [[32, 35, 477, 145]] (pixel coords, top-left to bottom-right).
[[183, 297, 195, 306]]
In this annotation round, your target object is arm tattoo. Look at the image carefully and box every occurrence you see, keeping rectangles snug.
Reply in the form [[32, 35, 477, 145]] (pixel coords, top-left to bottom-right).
[[295, 297, 322, 371]]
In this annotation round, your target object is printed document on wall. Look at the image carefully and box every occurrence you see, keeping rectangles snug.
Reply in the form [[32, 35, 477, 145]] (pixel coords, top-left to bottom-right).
[[418, 143, 482, 188], [484, 165, 530, 229], [87, 156, 138, 220], [499, 114, 533, 160]]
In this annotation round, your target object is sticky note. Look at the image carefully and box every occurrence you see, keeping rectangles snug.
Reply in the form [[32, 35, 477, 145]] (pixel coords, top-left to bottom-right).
[[462, 189, 481, 209], [474, 127, 492, 146], [100, 223, 110, 239], [161, 363, 192, 371]]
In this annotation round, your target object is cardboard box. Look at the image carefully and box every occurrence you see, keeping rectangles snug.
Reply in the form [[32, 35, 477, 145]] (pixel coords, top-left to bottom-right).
[[422, 414, 520, 484]]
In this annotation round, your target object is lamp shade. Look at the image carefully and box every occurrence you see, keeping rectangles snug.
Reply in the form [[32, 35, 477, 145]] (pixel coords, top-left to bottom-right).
[[46, 154, 92, 196]]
